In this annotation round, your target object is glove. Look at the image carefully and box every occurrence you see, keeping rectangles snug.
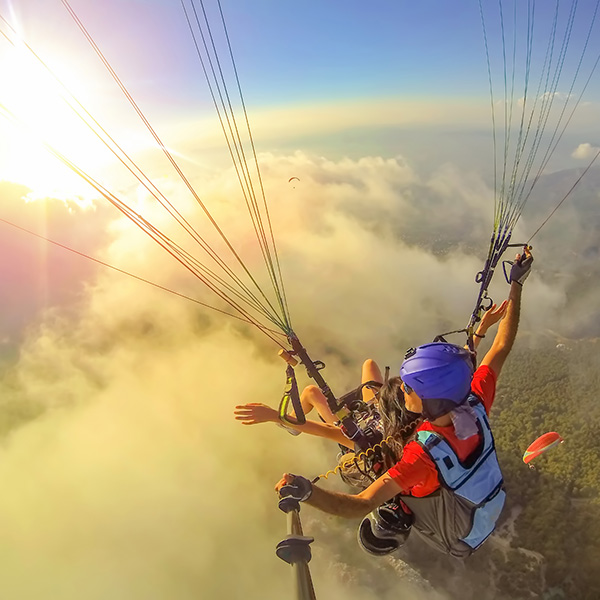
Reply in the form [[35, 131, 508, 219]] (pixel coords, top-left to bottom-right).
[[509, 250, 533, 285], [278, 474, 313, 503]]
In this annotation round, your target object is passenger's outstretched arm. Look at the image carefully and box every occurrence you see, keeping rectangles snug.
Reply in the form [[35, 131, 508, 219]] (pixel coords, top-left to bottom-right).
[[234, 359, 383, 450], [234, 403, 354, 448], [480, 283, 522, 378], [469, 301, 508, 352]]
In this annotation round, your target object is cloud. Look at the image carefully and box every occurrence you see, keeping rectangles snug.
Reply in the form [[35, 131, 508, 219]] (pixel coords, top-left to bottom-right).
[[572, 142, 600, 160], [0, 274, 438, 599], [0, 148, 591, 599], [0, 322, 306, 599]]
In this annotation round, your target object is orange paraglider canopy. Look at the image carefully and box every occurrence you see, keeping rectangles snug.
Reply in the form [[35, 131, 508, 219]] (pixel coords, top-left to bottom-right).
[[523, 432, 564, 466], [288, 177, 300, 183]]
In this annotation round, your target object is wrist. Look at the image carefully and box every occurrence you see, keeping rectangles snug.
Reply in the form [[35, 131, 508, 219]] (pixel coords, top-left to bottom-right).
[[510, 281, 523, 295], [276, 411, 292, 424]]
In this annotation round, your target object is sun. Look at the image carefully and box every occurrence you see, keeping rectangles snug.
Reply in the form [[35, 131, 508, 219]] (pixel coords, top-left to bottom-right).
[[0, 40, 128, 205]]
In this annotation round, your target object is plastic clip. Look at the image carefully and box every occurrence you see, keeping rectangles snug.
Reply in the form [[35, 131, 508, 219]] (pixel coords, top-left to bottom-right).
[[276, 535, 314, 565]]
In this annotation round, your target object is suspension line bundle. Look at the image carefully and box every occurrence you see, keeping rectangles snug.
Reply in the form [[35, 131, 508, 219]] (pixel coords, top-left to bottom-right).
[[438, 0, 600, 348], [0, 0, 293, 347]]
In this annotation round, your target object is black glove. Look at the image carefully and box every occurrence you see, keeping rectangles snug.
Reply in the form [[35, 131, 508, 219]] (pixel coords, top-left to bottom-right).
[[509, 251, 533, 285], [278, 474, 313, 503]]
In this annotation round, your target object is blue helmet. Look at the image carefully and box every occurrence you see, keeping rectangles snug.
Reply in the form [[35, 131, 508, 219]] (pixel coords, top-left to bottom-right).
[[400, 343, 474, 420]]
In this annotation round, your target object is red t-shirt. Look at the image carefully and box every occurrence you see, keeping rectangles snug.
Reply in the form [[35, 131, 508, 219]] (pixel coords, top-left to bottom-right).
[[387, 365, 497, 497]]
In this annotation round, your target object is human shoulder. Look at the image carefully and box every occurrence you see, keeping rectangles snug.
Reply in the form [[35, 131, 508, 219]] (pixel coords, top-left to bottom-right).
[[470, 364, 497, 414], [471, 364, 497, 387]]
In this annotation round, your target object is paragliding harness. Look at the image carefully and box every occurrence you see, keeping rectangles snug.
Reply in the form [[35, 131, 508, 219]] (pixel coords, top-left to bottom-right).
[[400, 396, 505, 558], [277, 335, 387, 485], [332, 382, 387, 489]]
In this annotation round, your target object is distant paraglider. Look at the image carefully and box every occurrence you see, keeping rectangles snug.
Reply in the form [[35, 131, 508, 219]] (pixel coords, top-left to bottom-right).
[[523, 432, 564, 469], [288, 177, 300, 183]]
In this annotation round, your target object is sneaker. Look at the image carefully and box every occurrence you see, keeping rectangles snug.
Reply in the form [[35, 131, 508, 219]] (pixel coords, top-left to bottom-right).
[[373, 502, 413, 535]]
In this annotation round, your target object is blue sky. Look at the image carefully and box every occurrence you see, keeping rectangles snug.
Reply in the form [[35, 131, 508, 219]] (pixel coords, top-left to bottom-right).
[[3, 0, 600, 128], [5, 0, 599, 106], [180, 0, 600, 106], [1, 0, 600, 193], [227, 0, 492, 101]]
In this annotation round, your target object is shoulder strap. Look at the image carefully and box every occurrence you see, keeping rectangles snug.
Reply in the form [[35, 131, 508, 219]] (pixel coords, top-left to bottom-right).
[[413, 397, 494, 489]]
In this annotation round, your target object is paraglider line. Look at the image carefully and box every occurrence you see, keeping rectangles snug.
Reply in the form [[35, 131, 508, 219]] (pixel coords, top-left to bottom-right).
[[0, 217, 285, 339]]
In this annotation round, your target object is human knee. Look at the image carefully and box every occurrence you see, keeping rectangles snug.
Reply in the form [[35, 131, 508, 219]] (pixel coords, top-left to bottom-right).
[[302, 384, 321, 397], [362, 359, 383, 383], [362, 359, 378, 373], [301, 385, 325, 405]]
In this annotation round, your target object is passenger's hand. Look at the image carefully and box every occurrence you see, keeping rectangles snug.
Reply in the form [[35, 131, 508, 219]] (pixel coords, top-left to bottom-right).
[[479, 300, 509, 332], [509, 247, 534, 285], [234, 403, 278, 425]]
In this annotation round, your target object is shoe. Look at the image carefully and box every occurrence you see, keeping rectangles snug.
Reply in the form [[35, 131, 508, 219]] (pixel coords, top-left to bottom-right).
[[374, 502, 413, 536]]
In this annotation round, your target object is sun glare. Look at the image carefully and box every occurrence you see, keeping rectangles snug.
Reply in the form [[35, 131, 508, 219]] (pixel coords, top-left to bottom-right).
[[0, 42, 124, 203]]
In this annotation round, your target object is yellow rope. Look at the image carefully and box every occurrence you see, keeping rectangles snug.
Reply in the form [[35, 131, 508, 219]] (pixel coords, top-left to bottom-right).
[[314, 436, 395, 481], [313, 418, 422, 482]]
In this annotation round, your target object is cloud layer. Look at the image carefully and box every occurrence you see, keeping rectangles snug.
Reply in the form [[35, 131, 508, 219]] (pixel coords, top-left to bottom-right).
[[0, 148, 594, 599]]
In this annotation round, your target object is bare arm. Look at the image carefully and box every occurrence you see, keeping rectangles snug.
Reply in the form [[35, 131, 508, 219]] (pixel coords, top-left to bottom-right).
[[280, 419, 354, 448], [467, 300, 509, 352], [276, 472, 403, 519], [480, 282, 522, 378], [234, 403, 354, 448]]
